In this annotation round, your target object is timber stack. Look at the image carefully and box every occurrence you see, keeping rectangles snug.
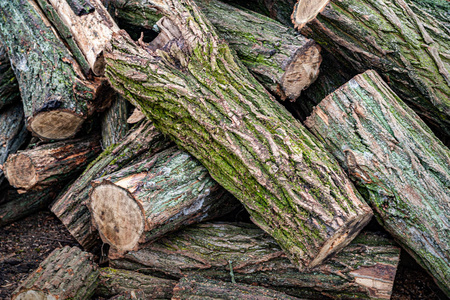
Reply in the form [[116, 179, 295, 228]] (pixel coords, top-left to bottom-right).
[[0, 0, 448, 298]]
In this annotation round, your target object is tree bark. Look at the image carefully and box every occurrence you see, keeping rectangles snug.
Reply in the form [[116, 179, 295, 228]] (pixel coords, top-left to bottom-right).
[[304, 70, 450, 296], [110, 223, 400, 300], [299, 0, 450, 143], [173, 275, 303, 300], [95, 267, 176, 299], [101, 94, 129, 149], [11, 246, 99, 300], [104, 0, 373, 270], [0, 44, 20, 110], [51, 120, 171, 250], [0, 0, 102, 140], [90, 146, 239, 256]]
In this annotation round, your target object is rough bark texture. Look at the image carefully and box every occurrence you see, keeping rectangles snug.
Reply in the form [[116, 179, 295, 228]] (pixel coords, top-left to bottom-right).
[[104, 0, 373, 270], [173, 275, 303, 300], [101, 94, 129, 149], [304, 70, 450, 296], [4, 135, 101, 191], [111, 223, 400, 300], [95, 267, 176, 299], [90, 146, 239, 256], [11, 246, 99, 300], [300, 0, 450, 142], [0, 103, 28, 186], [51, 120, 171, 250], [0, 44, 20, 110]]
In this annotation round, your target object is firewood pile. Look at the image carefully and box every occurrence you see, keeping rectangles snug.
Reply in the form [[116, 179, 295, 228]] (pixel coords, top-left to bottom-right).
[[0, 0, 449, 298]]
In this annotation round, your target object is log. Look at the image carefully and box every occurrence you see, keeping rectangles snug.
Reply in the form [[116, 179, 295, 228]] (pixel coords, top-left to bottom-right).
[[11, 246, 100, 300], [106, 0, 322, 100], [173, 275, 303, 300], [101, 94, 129, 149], [51, 120, 171, 250], [298, 0, 450, 142], [4, 135, 102, 191], [304, 70, 450, 296], [0, 0, 100, 140], [110, 223, 401, 299], [95, 267, 176, 299], [104, 1, 373, 270], [0, 43, 20, 110], [89, 146, 239, 256], [0, 102, 28, 186]]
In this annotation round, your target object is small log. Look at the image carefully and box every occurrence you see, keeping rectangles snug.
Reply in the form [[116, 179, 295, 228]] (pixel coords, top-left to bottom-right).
[[89, 146, 239, 256], [299, 0, 450, 142], [105, 0, 373, 270], [0, 43, 20, 110], [51, 120, 171, 250], [95, 267, 176, 299], [305, 70, 450, 296], [173, 275, 303, 300], [0, 0, 100, 140], [110, 223, 401, 300], [0, 102, 28, 186], [101, 94, 129, 149], [11, 246, 100, 300], [4, 135, 102, 191]]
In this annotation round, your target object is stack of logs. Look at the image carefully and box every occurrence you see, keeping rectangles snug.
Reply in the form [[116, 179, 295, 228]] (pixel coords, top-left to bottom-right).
[[0, 0, 448, 298]]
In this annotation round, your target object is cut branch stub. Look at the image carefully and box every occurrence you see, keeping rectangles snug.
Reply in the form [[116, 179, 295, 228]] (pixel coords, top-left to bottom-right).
[[291, 0, 330, 29]]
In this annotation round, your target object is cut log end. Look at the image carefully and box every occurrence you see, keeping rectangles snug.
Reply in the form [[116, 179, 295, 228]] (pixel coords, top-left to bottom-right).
[[90, 182, 145, 253], [13, 290, 48, 300], [3, 154, 36, 190], [308, 210, 373, 268], [29, 111, 84, 140], [291, 0, 330, 30]]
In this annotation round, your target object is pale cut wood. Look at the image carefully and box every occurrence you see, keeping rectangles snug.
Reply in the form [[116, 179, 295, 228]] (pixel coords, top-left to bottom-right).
[[291, 0, 329, 29], [305, 70, 450, 296]]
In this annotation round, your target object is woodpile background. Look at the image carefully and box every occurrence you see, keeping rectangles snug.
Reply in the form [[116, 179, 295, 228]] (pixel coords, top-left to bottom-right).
[[0, 0, 449, 299]]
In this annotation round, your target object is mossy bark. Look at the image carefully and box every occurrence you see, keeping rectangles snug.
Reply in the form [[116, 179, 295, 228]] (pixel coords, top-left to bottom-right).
[[90, 146, 239, 256], [101, 94, 129, 149], [110, 223, 400, 300], [11, 246, 99, 300], [305, 70, 450, 296], [300, 0, 450, 143], [0, 44, 20, 110], [51, 120, 171, 250], [104, 0, 372, 270]]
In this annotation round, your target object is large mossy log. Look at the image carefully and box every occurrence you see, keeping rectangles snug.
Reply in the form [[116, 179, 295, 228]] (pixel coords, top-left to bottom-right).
[[4, 135, 101, 191], [0, 44, 20, 110], [90, 146, 239, 256], [297, 0, 450, 141], [305, 70, 450, 296], [11, 246, 99, 300], [0, 0, 101, 140], [104, 0, 372, 270], [110, 223, 400, 299], [51, 120, 171, 250]]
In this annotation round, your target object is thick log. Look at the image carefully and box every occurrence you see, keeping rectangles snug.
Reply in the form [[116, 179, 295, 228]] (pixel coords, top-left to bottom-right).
[[298, 0, 450, 142], [173, 275, 302, 300], [89, 146, 239, 256], [304, 70, 450, 296], [51, 120, 171, 250], [0, 0, 101, 140], [11, 246, 99, 300], [110, 223, 401, 300], [104, 0, 373, 270], [0, 44, 20, 110], [4, 135, 102, 191], [101, 94, 129, 149], [0, 102, 28, 186], [106, 0, 322, 100], [95, 267, 176, 299]]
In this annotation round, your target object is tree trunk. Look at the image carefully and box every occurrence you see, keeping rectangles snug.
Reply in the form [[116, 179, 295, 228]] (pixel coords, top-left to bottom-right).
[[4, 135, 101, 191], [298, 0, 450, 143], [104, 0, 373, 270], [110, 223, 400, 300], [51, 120, 171, 250], [173, 275, 302, 300], [95, 267, 176, 299], [304, 70, 450, 296], [11, 246, 99, 300], [0, 0, 101, 140], [0, 44, 20, 110], [106, 0, 322, 101], [0, 102, 28, 186], [90, 146, 239, 256], [101, 94, 129, 149]]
